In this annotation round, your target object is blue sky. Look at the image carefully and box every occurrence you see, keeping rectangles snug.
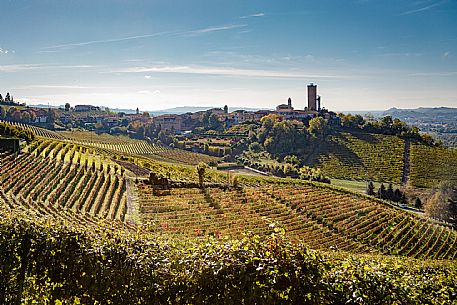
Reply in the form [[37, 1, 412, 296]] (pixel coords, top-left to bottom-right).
[[0, 0, 456, 111]]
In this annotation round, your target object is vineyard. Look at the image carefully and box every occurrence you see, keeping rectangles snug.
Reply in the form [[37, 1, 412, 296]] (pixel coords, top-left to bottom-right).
[[0, 141, 130, 222], [138, 182, 457, 259], [3, 121, 217, 165], [306, 132, 405, 183], [410, 143, 457, 188], [1, 201, 457, 304], [57, 130, 218, 165], [2, 123, 457, 303]]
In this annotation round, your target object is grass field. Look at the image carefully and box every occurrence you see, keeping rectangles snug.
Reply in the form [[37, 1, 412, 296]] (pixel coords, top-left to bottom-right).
[[330, 178, 400, 194]]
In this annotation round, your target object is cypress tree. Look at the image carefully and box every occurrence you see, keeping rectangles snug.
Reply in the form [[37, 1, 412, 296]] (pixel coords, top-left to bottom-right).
[[377, 183, 386, 199], [366, 181, 375, 196]]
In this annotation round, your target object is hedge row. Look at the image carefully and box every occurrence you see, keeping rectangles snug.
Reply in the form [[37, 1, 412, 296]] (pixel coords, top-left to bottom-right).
[[1, 210, 457, 305]]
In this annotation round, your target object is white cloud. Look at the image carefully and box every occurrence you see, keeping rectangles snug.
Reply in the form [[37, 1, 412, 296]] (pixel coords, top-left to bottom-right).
[[42, 22, 248, 50], [0, 64, 42, 72], [0, 47, 14, 54], [409, 71, 457, 77], [29, 85, 92, 89], [137, 90, 151, 94], [443, 51, 450, 59], [137, 89, 161, 95], [112, 64, 348, 79], [240, 12, 265, 19], [144, 75, 152, 79], [399, 0, 445, 16], [25, 85, 120, 89], [377, 52, 422, 57], [42, 31, 171, 50], [0, 64, 99, 73], [188, 24, 247, 35], [55, 65, 97, 69]]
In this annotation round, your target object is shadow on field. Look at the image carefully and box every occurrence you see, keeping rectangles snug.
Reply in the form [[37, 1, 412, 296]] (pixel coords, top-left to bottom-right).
[[304, 137, 365, 170], [348, 131, 380, 144]]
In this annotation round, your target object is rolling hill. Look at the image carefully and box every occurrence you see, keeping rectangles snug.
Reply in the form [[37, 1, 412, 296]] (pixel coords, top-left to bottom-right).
[[2, 123, 457, 303], [303, 131, 457, 188]]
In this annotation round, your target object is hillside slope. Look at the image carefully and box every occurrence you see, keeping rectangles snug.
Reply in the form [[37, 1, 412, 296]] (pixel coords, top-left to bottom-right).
[[3, 139, 456, 260], [304, 131, 457, 188], [410, 143, 457, 188], [0, 141, 130, 222], [305, 131, 405, 183], [138, 180, 457, 259], [3, 121, 217, 165]]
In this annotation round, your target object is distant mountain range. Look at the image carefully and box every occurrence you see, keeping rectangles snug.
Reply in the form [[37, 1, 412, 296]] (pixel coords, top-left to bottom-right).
[[148, 106, 269, 115], [30, 104, 269, 115], [383, 107, 457, 123], [25, 103, 457, 120], [28, 104, 63, 109]]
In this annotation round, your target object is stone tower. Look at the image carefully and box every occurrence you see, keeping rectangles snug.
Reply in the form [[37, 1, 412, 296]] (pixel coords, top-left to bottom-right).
[[307, 83, 317, 111]]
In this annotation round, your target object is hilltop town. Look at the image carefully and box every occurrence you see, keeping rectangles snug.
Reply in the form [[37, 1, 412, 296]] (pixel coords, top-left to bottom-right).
[[0, 83, 340, 133]]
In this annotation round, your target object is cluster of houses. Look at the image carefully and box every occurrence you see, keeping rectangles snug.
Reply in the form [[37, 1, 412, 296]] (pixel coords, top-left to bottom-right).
[[2, 83, 339, 133], [59, 109, 149, 130], [152, 83, 339, 133], [1, 107, 50, 124]]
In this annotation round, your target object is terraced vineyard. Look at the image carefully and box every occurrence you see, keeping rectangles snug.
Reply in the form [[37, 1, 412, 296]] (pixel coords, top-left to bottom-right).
[[56, 130, 218, 165], [139, 182, 457, 259], [0, 189, 134, 232], [307, 132, 405, 183], [2, 130, 457, 303], [410, 143, 457, 188], [0, 120, 66, 139], [3, 192, 457, 305], [0, 141, 129, 222], [8, 121, 217, 165]]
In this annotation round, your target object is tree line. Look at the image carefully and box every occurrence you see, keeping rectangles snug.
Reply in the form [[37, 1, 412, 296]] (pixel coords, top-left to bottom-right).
[[0, 121, 35, 142], [338, 113, 439, 146], [366, 182, 407, 205]]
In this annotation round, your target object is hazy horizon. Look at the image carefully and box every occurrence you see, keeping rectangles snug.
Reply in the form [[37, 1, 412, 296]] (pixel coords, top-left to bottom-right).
[[1, 0, 456, 112]]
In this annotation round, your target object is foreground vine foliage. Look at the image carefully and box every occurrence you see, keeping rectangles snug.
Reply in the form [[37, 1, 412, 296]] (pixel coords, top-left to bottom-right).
[[1, 206, 457, 305]]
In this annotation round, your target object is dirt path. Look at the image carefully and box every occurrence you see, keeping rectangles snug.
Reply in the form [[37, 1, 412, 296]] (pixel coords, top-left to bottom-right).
[[401, 139, 411, 186]]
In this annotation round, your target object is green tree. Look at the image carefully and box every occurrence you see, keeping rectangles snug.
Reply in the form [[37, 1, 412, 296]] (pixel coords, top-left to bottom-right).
[[377, 183, 386, 199], [248, 142, 262, 153], [256, 114, 307, 156], [7, 106, 17, 118], [425, 181, 457, 224], [208, 113, 222, 131], [263, 120, 306, 155], [196, 162, 207, 188], [366, 181, 375, 196], [20, 111, 31, 123], [386, 183, 394, 201], [258, 114, 282, 144], [415, 198, 423, 209], [47, 108, 56, 124], [308, 117, 328, 138], [284, 155, 300, 166]]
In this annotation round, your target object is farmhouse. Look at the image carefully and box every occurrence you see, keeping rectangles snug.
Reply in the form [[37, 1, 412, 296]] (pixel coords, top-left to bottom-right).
[[74, 105, 101, 112]]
